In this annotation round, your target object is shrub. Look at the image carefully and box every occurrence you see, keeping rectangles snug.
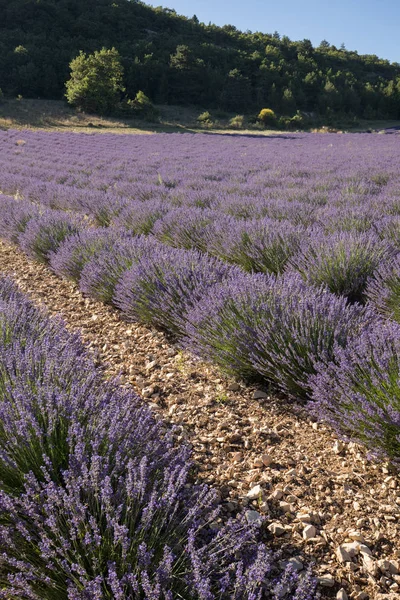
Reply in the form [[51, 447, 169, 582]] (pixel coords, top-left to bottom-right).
[[208, 218, 305, 275], [18, 211, 82, 264], [185, 272, 275, 380], [49, 227, 131, 282], [257, 108, 276, 126], [186, 272, 375, 398], [65, 48, 125, 115], [250, 273, 377, 399], [153, 207, 218, 252], [229, 115, 244, 129], [289, 231, 392, 303], [114, 247, 238, 337], [120, 90, 159, 121], [310, 321, 400, 463], [197, 111, 213, 127], [79, 236, 160, 304], [0, 197, 41, 243], [366, 254, 400, 322], [114, 199, 168, 234]]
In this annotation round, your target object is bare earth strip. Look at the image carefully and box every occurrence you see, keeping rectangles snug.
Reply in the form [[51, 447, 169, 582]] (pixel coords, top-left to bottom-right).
[[0, 239, 399, 600]]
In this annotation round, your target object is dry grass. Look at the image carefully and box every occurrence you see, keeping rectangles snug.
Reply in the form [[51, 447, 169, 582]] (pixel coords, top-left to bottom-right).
[[0, 99, 284, 136]]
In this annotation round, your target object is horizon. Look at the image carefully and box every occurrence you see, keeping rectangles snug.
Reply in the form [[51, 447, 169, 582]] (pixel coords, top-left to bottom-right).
[[144, 0, 400, 65]]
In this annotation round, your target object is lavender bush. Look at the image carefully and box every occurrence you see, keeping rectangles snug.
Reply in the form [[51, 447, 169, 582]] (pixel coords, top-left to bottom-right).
[[366, 254, 400, 322], [208, 218, 304, 275], [310, 321, 400, 463], [114, 247, 238, 337], [289, 231, 392, 303], [79, 236, 161, 304], [114, 199, 169, 234], [153, 208, 219, 252], [250, 273, 378, 399], [19, 211, 83, 264], [0, 197, 41, 243], [185, 272, 276, 380], [50, 227, 130, 282]]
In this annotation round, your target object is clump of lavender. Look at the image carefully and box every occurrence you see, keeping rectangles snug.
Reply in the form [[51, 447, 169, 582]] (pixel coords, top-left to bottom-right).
[[366, 254, 400, 322], [0, 197, 41, 243], [185, 272, 275, 380], [289, 231, 392, 303], [250, 273, 377, 399], [114, 247, 238, 337], [19, 211, 83, 264], [153, 208, 219, 252], [50, 227, 131, 283], [209, 218, 305, 275], [114, 199, 169, 234], [79, 236, 161, 304], [186, 272, 375, 398], [310, 321, 400, 463]]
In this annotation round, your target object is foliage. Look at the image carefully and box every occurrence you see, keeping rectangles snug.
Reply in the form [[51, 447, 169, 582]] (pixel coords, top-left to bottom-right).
[[197, 110, 213, 126], [366, 253, 400, 322], [18, 211, 82, 264], [0, 0, 400, 119], [229, 114, 245, 129], [258, 108, 276, 126], [289, 231, 393, 303], [65, 48, 125, 115], [310, 321, 400, 463], [114, 248, 238, 336]]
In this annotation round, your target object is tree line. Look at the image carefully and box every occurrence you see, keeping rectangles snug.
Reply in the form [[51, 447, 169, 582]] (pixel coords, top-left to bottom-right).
[[0, 0, 399, 119]]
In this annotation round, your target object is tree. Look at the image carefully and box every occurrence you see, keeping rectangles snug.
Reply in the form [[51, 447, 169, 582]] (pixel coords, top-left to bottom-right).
[[65, 48, 125, 115]]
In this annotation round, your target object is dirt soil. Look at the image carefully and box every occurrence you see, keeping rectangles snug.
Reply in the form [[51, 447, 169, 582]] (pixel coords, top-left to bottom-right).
[[0, 239, 399, 600]]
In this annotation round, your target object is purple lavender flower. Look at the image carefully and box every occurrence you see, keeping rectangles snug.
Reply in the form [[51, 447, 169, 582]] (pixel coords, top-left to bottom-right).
[[114, 247, 239, 337], [19, 211, 83, 264], [49, 227, 132, 282], [366, 253, 400, 322], [79, 236, 161, 304], [289, 230, 393, 303], [310, 320, 400, 463]]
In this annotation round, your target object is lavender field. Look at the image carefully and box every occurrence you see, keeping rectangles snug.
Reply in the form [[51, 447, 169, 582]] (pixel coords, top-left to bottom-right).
[[1, 129, 400, 461], [0, 128, 400, 596]]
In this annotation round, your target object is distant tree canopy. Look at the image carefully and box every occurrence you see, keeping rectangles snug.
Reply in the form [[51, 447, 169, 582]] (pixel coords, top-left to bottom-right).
[[65, 48, 125, 114], [0, 0, 399, 119]]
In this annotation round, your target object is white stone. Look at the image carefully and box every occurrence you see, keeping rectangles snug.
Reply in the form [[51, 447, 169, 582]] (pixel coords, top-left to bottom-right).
[[336, 546, 352, 563], [245, 510, 263, 525], [359, 544, 373, 556], [247, 484, 263, 500], [303, 524, 317, 539], [363, 554, 378, 576], [280, 557, 304, 572], [336, 589, 349, 600], [347, 530, 365, 542], [333, 440, 345, 454], [261, 453, 273, 466], [342, 541, 360, 557], [268, 522, 286, 536]]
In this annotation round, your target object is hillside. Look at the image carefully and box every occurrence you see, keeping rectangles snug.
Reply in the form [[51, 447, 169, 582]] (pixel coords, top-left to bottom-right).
[[0, 0, 399, 119]]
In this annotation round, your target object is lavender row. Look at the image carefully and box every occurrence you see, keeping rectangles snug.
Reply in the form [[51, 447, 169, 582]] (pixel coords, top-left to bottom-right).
[[1, 199, 400, 464], [2, 194, 400, 309], [0, 278, 319, 599]]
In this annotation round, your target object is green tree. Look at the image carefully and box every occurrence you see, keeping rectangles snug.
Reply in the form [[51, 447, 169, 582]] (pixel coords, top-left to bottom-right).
[[65, 47, 125, 115]]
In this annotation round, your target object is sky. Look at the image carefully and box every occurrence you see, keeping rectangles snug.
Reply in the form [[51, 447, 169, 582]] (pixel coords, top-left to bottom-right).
[[144, 0, 400, 64]]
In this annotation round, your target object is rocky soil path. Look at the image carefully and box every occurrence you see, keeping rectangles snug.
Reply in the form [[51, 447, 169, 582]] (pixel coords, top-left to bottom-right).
[[0, 239, 399, 600]]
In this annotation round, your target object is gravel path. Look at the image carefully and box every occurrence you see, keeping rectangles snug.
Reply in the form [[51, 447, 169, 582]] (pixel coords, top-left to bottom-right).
[[0, 239, 399, 600]]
